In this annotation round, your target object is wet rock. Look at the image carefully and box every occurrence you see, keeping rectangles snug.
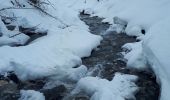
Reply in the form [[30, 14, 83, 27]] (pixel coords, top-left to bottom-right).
[[6, 25, 16, 31], [18, 80, 45, 90], [7, 72, 20, 84], [41, 85, 67, 100], [0, 82, 20, 100], [74, 95, 89, 100], [0, 80, 8, 86]]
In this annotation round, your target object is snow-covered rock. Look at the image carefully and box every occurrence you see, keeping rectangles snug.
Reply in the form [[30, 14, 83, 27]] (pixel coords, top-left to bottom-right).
[[122, 42, 147, 70], [19, 90, 45, 100]]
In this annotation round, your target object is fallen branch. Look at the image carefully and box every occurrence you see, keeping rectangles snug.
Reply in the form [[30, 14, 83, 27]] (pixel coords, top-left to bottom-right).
[[0, 7, 35, 12], [9, 32, 22, 38]]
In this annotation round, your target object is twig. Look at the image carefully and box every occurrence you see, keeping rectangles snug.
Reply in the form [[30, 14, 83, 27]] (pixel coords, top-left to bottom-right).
[[0, 15, 18, 19], [9, 32, 22, 38], [0, 7, 35, 12], [46, 0, 56, 10]]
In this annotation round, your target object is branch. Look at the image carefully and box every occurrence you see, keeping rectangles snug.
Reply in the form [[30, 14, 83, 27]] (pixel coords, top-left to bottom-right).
[[9, 32, 22, 38], [0, 7, 35, 12]]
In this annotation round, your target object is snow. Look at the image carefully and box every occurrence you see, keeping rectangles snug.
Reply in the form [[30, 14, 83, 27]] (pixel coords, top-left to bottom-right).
[[19, 90, 45, 100], [0, 0, 102, 81], [0, 16, 29, 46], [68, 65, 88, 81], [72, 73, 138, 100], [0, 28, 101, 80], [143, 18, 170, 100], [122, 42, 147, 70]]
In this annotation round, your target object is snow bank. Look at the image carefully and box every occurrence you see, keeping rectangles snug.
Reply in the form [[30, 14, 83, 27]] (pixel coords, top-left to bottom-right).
[[72, 73, 138, 100], [0, 26, 101, 81], [143, 18, 170, 100], [19, 90, 45, 100]]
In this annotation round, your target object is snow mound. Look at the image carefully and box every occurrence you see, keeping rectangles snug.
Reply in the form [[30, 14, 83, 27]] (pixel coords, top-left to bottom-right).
[[19, 90, 45, 100], [122, 42, 147, 70], [72, 73, 138, 100]]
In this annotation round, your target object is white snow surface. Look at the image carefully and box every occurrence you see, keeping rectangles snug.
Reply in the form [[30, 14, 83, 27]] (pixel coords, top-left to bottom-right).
[[72, 73, 138, 100], [19, 90, 45, 100], [122, 42, 147, 70], [143, 19, 170, 100]]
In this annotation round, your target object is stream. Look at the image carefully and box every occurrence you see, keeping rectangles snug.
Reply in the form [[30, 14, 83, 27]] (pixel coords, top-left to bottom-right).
[[78, 14, 160, 100], [0, 14, 160, 100]]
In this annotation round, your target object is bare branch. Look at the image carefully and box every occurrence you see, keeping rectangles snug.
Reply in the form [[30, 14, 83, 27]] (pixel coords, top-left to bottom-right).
[[0, 7, 35, 12], [28, 1, 69, 28]]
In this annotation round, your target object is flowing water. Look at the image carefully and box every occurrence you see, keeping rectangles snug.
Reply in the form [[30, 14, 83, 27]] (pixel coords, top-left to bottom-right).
[[79, 14, 160, 100]]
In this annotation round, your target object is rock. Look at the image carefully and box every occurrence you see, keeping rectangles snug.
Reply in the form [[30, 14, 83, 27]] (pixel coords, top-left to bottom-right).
[[113, 16, 128, 26], [0, 80, 8, 86], [7, 71, 20, 84], [6, 25, 16, 31], [41, 85, 67, 100], [0, 82, 20, 100], [74, 95, 89, 100]]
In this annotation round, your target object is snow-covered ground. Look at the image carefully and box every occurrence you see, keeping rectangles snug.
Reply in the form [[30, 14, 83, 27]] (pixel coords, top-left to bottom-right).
[[0, 0, 169, 100], [0, 0, 102, 81]]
